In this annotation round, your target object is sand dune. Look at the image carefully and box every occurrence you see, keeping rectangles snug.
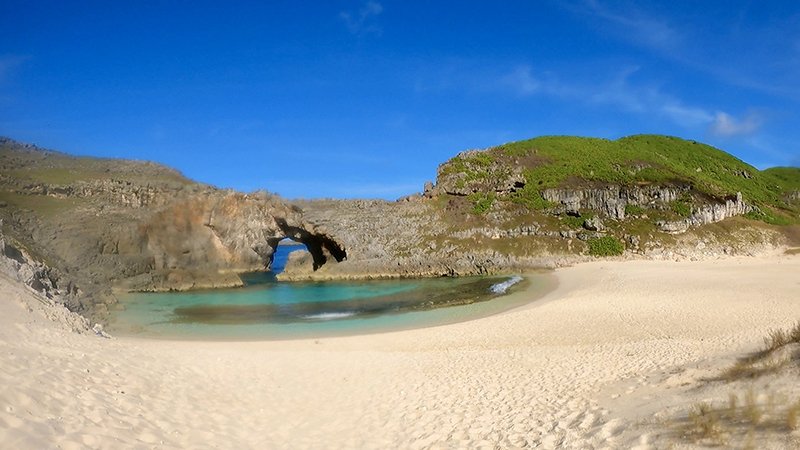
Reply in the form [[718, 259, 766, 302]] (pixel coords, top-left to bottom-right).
[[2, 254, 799, 449]]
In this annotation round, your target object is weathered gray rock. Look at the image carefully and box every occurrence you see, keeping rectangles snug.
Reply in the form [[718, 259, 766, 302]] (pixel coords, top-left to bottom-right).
[[583, 216, 605, 232], [655, 220, 690, 234], [563, 196, 581, 216], [657, 192, 754, 233], [423, 181, 435, 197], [435, 149, 526, 196], [397, 193, 423, 203], [541, 185, 690, 220]]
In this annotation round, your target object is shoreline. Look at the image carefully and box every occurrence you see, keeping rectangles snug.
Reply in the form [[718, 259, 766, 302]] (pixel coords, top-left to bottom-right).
[[2, 254, 799, 448], [107, 273, 558, 343]]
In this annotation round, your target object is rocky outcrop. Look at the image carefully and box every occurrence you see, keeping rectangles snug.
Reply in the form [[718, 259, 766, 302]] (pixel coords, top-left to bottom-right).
[[655, 192, 755, 234], [0, 225, 87, 321], [0, 139, 348, 314], [431, 147, 759, 236], [276, 250, 316, 280], [540, 186, 755, 232], [434, 149, 526, 196], [541, 185, 688, 219], [144, 192, 299, 272]]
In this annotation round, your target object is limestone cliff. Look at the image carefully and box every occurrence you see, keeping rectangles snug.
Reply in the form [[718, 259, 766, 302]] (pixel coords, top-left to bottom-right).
[[0, 138, 346, 320], [286, 136, 799, 280]]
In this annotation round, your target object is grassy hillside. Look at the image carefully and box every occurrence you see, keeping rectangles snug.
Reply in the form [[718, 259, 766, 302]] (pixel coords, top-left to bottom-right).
[[444, 134, 800, 224], [0, 137, 190, 185]]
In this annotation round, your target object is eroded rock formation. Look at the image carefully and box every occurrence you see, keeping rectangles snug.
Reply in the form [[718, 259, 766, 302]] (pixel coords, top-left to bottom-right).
[[0, 136, 795, 319], [0, 139, 348, 318]]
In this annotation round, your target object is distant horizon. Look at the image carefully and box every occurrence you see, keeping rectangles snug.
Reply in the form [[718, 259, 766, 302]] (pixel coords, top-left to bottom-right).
[[3, 1, 799, 199]]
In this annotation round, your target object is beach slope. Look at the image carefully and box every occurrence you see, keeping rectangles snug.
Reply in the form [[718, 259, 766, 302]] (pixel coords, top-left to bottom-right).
[[1, 254, 799, 449]]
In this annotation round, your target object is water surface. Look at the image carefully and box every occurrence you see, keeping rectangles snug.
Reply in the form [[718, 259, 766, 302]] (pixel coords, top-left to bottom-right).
[[109, 245, 553, 340]]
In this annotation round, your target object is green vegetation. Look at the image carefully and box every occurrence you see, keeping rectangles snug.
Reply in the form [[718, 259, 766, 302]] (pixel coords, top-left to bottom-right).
[[465, 153, 495, 167], [624, 204, 646, 216], [668, 192, 694, 217], [669, 202, 691, 217], [509, 185, 556, 210], [587, 236, 624, 256], [495, 143, 534, 157], [440, 153, 499, 186], [435, 135, 800, 225], [561, 213, 593, 229], [466, 135, 800, 222], [762, 166, 800, 193], [743, 209, 795, 226], [467, 192, 495, 215]]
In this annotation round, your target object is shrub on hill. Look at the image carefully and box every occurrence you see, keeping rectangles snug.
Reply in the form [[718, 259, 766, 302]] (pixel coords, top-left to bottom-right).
[[587, 236, 624, 257]]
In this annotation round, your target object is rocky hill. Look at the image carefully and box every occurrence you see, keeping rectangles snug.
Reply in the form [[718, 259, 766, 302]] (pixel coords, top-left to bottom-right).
[[0, 138, 345, 322], [1, 135, 798, 322], [284, 135, 800, 279]]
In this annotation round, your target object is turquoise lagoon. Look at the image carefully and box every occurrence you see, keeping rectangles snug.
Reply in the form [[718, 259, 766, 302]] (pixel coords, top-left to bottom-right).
[[109, 244, 553, 340]]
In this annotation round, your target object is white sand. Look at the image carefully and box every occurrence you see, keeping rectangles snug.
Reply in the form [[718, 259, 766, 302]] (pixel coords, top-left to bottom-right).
[[2, 255, 799, 449]]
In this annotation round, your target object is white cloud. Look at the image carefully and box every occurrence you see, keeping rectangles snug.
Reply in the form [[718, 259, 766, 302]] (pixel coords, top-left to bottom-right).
[[340, 1, 383, 36], [660, 104, 714, 127], [500, 65, 715, 129], [432, 62, 763, 136], [587, 67, 648, 112], [501, 67, 541, 94], [570, 0, 682, 53], [708, 111, 762, 137]]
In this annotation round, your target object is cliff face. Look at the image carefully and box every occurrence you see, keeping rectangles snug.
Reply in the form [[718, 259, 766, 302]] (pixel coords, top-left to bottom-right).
[[0, 139, 346, 320], [289, 194, 789, 282], [143, 192, 296, 272], [287, 137, 799, 280]]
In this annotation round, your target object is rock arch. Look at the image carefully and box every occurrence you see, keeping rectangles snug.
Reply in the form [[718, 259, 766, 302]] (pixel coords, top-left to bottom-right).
[[273, 218, 346, 271]]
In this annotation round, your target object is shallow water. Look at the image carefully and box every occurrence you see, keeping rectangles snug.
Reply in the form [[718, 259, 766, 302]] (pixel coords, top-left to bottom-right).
[[109, 246, 554, 340]]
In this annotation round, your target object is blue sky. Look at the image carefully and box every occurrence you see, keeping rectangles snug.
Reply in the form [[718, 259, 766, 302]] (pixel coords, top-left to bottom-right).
[[2, 1, 799, 199]]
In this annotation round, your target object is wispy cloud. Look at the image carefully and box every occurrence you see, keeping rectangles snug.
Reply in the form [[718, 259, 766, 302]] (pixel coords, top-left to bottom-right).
[[500, 67, 541, 94], [499, 63, 775, 143], [340, 1, 383, 37], [501, 65, 715, 128], [661, 104, 714, 128], [566, 0, 683, 53], [563, 1, 800, 100], [499, 65, 582, 99], [708, 111, 762, 137]]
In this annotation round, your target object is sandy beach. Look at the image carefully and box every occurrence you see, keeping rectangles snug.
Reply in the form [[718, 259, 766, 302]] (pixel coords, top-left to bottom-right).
[[2, 254, 799, 449]]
